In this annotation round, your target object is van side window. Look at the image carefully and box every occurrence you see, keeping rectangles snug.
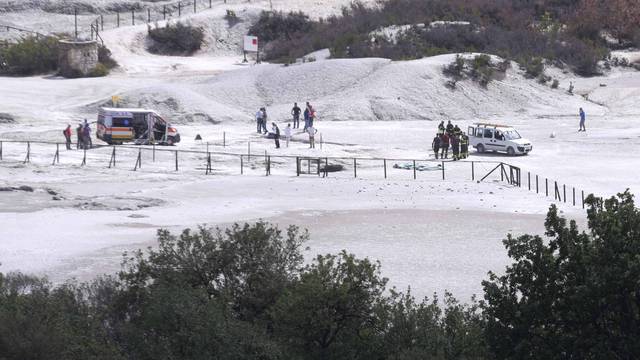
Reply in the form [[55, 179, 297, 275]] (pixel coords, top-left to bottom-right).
[[495, 131, 504, 141], [484, 129, 493, 138], [112, 117, 131, 127]]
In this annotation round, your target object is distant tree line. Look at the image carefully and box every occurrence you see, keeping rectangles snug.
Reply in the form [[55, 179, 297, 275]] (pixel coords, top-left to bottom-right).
[[1, 191, 640, 359], [249, 0, 640, 76]]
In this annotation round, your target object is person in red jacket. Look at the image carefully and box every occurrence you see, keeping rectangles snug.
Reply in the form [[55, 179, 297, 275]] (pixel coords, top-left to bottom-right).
[[440, 133, 450, 159], [63, 124, 72, 150]]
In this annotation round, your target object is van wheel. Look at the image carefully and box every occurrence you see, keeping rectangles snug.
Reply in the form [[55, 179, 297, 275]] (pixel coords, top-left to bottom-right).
[[507, 147, 515, 156], [477, 144, 485, 153]]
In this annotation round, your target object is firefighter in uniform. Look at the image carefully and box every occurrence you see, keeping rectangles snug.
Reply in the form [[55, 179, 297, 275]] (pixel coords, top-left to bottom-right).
[[432, 134, 441, 159], [460, 133, 469, 159]]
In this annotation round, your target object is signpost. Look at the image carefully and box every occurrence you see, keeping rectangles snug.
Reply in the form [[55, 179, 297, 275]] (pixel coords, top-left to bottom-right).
[[243, 35, 259, 63]]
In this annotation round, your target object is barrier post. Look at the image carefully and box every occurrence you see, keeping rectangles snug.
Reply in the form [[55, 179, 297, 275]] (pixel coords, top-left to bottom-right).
[[74, 8, 78, 38], [0, 141, 3, 160], [152, 143, 156, 162], [210, 0, 212, 8], [147, 8, 151, 22], [413, 160, 416, 179], [108, 146, 116, 168], [563, 184, 566, 203], [247, 141, 250, 160], [117, 12, 120, 27], [383, 159, 387, 179], [573, 187, 576, 206], [24, 142, 30, 163], [163, 5, 166, 19], [205, 152, 212, 174], [266, 156, 270, 176], [471, 161, 474, 181], [441, 161, 445, 180], [240, 155, 244, 174], [132, 9, 135, 25], [223, 132, 226, 147], [174, 150, 178, 171], [324, 157, 328, 177], [101, 14, 104, 30], [52, 143, 59, 165], [133, 148, 142, 170], [353, 158, 357, 178], [194, 0, 197, 13], [545, 178, 548, 196], [500, 163, 504, 181], [582, 190, 585, 209], [528, 172, 531, 190], [178, 2, 181, 16], [536, 175, 539, 193], [296, 156, 300, 176]]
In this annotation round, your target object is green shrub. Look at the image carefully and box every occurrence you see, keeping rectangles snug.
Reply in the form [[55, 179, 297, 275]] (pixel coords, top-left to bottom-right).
[[98, 45, 117, 69], [0, 36, 59, 75], [88, 63, 109, 77], [147, 22, 204, 55], [551, 79, 559, 88], [522, 57, 544, 78]]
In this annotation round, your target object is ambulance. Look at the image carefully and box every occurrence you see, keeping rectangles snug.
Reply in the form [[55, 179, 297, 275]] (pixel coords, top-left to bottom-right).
[[96, 108, 181, 145], [468, 123, 532, 155]]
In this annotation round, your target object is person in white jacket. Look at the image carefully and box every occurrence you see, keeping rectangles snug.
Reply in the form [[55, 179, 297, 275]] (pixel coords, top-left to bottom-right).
[[307, 126, 317, 148], [284, 123, 292, 147]]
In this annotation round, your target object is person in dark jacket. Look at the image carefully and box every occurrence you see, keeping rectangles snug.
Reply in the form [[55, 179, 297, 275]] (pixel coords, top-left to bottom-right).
[[460, 133, 469, 159], [438, 121, 445, 135], [63, 124, 72, 150], [272, 123, 280, 149], [303, 102, 311, 131], [440, 133, 450, 159], [432, 134, 441, 159], [451, 134, 460, 160], [76, 123, 84, 149], [83, 120, 92, 149], [291, 103, 301, 129], [446, 120, 454, 135], [453, 125, 461, 136]]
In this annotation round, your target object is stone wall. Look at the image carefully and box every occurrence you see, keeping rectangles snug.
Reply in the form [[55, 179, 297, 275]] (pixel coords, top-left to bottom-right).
[[58, 40, 98, 78]]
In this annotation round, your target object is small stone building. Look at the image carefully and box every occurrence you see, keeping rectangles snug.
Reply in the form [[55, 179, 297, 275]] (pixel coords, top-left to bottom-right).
[[58, 40, 98, 78]]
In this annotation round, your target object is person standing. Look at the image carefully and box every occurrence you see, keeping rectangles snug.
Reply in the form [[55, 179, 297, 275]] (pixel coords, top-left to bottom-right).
[[440, 133, 450, 159], [291, 103, 301, 129], [438, 121, 445, 135], [272, 123, 280, 149], [451, 134, 460, 161], [76, 123, 84, 149], [307, 125, 317, 149], [446, 120, 454, 135], [460, 133, 469, 159], [303, 103, 310, 131], [63, 124, 72, 150], [308, 104, 316, 127], [260, 108, 268, 134], [83, 121, 92, 149], [579, 107, 586, 132], [432, 133, 441, 159], [255, 108, 263, 133], [284, 123, 292, 147]]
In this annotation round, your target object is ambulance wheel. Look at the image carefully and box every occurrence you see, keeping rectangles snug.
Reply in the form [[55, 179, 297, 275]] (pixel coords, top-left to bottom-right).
[[476, 144, 485, 153], [507, 147, 515, 156]]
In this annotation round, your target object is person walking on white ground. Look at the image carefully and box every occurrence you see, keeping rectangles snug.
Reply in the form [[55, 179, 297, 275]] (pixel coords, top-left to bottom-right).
[[284, 123, 292, 147], [307, 125, 317, 149], [579, 107, 586, 132]]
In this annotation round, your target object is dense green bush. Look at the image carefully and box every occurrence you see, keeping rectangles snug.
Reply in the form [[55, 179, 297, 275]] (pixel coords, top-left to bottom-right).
[[2, 191, 640, 358], [147, 22, 205, 55], [0, 36, 59, 75], [98, 44, 118, 69]]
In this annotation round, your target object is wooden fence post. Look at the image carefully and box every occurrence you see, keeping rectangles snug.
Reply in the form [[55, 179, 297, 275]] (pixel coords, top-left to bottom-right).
[[383, 159, 387, 179], [24, 142, 30, 163], [132, 9, 135, 25], [194, 0, 197, 13], [205, 152, 212, 174], [441, 161, 445, 180], [266, 156, 271, 176], [52, 143, 59, 165], [528, 172, 531, 190], [296, 156, 300, 176], [563, 184, 566, 203], [133, 148, 142, 171], [247, 141, 250, 160], [240, 155, 244, 174], [471, 161, 474, 181], [353, 158, 357, 178], [0, 141, 3, 160], [545, 178, 548, 196], [413, 160, 416, 179], [573, 187, 576, 206], [147, 8, 151, 22], [209, 0, 212, 8], [174, 150, 178, 171], [536, 175, 539, 193], [324, 157, 328, 178], [117, 12, 120, 27], [178, 2, 181, 17], [108, 146, 116, 168], [582, 190, 585, 209], [152, 143, 156, 162], [101, 14, 104, 30], [163, 5, 166, 19], [223, 132, 226, 147]]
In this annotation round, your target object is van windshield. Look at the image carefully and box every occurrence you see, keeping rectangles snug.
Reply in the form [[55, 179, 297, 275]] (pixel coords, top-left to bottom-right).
[[504, 130, 521, 140]]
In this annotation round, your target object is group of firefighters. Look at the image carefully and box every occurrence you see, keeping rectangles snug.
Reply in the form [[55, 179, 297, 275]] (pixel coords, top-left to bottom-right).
[[432, 120, 469, 160], [62, 120, 92, 150]]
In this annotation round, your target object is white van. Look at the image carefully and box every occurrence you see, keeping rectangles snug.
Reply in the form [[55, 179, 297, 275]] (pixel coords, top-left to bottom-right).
[[97, 108, 180, 145], [468, 123, 532, 155]]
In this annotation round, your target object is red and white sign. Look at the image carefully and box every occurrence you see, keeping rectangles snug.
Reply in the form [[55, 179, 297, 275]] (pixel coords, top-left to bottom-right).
[[243, 35, 258, 52]]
